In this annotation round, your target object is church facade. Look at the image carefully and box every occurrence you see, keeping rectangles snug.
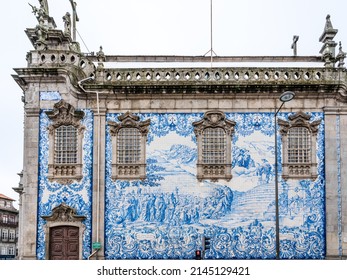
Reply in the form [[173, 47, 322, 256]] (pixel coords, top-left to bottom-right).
[[13, 1, 347, 259]]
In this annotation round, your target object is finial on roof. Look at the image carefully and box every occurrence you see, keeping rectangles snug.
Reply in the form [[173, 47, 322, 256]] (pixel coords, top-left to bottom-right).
[[319, 14, 338, 43], [319, 14, 338, 67], [336, 41, 346, 68], [325, 14, 333, 30], [63, 12, 71, 37]]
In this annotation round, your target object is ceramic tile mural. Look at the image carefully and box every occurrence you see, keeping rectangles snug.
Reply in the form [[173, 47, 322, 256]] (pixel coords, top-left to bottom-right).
[[39, 91, 61, 101], [36, 111, 325, 259], [104, 112, 325, 259], [37, 109, 94, 260]]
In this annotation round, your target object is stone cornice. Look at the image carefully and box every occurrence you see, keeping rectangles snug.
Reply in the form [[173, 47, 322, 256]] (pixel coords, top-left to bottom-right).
[[13, 62, 347, 102], [81, 66, 347, 101]]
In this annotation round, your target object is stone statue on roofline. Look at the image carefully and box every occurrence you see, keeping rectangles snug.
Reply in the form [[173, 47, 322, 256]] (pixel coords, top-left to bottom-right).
[[34, 17, 49, 50], [39, 0, 49, 15], [29, 0, 49, 22], [63, 12, 71, 36]]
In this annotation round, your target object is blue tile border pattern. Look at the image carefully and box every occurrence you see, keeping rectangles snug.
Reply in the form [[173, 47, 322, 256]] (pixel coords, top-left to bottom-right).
[[39, 91, 62, 101], [336, 115, 342, 256], [37, 109, 94, 259]]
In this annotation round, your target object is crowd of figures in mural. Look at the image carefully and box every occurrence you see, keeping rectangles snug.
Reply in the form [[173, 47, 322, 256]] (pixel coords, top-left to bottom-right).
[[104, 112, 326, 259]]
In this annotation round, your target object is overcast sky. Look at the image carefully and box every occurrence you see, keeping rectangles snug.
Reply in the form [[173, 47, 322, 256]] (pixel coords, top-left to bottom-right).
[[1, 0, 347, 203]]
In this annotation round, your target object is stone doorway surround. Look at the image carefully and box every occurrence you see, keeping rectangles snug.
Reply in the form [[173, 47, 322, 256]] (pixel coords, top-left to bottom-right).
[[42, 203, 86, 260]]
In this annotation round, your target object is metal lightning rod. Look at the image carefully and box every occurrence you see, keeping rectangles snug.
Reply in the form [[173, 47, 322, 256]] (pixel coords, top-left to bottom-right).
[[203, 0, 217, 68]]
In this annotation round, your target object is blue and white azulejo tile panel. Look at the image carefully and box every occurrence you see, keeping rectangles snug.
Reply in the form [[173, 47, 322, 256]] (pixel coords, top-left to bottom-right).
[[104, 112, 325, 259], [39, 91, 62, 101], [37, 109, 94, 260]]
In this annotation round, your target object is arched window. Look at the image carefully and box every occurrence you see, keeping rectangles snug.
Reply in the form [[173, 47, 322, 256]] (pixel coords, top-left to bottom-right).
[[193, 111, 236, 182], [278, 111, 321, 179], [108, 112, 150, 180]]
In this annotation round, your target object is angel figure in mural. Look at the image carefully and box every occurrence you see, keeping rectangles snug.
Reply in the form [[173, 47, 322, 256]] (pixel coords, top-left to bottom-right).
[[122, 229, 137, 252], [181, 227, 199, 252], [153, 228, 168, 252]]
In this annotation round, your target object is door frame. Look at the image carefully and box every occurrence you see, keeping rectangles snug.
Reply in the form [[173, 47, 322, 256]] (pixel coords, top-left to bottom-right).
[[42, 203, 86, 260]]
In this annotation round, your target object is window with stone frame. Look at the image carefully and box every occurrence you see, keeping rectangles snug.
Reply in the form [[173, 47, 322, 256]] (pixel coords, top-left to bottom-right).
[[54, 125, 78, 164], [1, 229, 8, 240], [278, 111, 321, 179], [9, 230, 15, 242], [1, 246, 6, 255], [45, 100, 85, 184], [8, 246, 15, 255], [193, 110, 236, 182], [108, 112, 150, 180]]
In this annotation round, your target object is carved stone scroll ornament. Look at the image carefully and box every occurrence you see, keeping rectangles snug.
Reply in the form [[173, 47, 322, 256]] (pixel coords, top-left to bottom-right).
[[42, 203, 86, 223], [278, 111, 321, 136], [108, 111, 150, 137], [193, 110, 236, 137], [46, 100, 85, 129]]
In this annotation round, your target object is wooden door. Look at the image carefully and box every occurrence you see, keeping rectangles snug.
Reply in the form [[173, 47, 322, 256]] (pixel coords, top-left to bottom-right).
[[49, 226, 79, 260]]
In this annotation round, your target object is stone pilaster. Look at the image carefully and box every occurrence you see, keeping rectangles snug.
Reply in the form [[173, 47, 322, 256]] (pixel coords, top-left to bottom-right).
[[91, 107, 107, 259], [20, 107, 40, 259], [324, 107, 347, 258]]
